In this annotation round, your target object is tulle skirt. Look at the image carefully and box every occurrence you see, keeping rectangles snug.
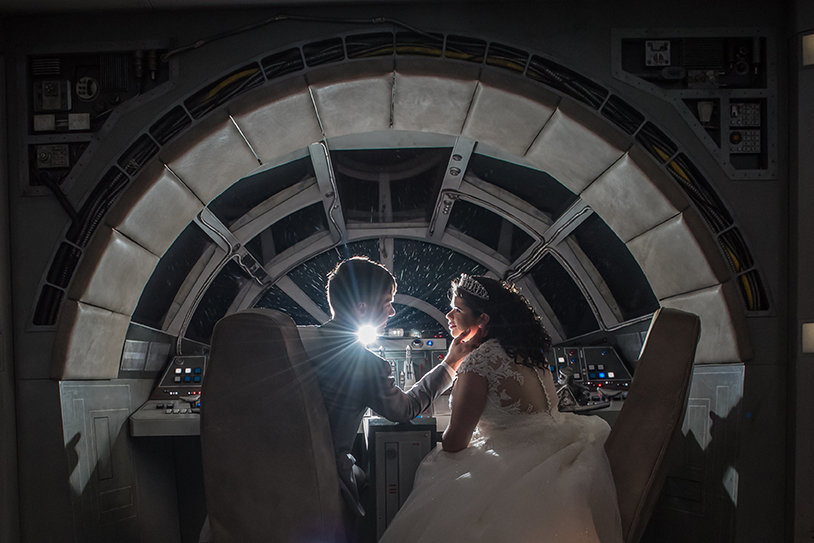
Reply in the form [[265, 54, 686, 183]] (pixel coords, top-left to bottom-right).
[[379, 412, 623, 543]]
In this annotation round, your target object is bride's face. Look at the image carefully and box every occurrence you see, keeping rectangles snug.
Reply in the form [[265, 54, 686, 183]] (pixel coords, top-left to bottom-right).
[[446, 294, 481, 341]]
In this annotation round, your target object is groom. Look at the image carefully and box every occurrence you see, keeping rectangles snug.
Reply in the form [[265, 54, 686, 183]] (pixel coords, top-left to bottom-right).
[[301, 257, 466, 540]]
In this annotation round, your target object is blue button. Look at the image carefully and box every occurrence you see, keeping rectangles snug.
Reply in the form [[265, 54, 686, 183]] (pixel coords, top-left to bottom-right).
[[194, 368, 202, 374], [193, 376, 201, 383], [184, 376, 191, 383], [598, 372, 606, 378]]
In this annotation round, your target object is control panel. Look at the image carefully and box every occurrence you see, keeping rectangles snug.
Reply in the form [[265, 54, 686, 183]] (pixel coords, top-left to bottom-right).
[[613, 31, 776, 179], [23, 48, 170, 196], [129, 355, 206, 437], [372, 337, 448, 391], [551, 345, 632, 413]]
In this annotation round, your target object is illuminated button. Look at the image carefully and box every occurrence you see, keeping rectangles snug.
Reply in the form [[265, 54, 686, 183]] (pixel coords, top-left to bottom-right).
[[194, 368, 202, 374], [598, 372, 606, 378], [558, 357, 565, 363], [608, 372, 615, 378], [172, 409, 180, 414], [175, 368, 182, 374], [193, 376, 201, 383], [174, 376, 181, 383], [165, 409, 172, 414], [185, 368, 192, 374], [427, 340, 433, 346], [184, 376, 191, 383]]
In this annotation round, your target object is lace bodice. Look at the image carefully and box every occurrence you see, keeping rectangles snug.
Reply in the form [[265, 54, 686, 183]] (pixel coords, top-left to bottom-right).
[[456, 339, 560, 431]]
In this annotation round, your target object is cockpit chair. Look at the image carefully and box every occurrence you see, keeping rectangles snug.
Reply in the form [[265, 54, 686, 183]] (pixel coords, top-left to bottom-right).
[[604, 307, 701, 543], [201, 308, 345, 543]]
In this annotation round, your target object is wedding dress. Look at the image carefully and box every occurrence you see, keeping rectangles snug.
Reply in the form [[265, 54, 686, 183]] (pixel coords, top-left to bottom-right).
[[379, 339, 623, 543]]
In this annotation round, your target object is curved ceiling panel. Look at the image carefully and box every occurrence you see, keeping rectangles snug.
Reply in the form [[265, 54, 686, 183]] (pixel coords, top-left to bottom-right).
[[106, 161, 205, 256], [309, 63, 393, 138], [580, 148, 688, 242], [230, 82, 323, 163], [67, 227, 159, 316], [628, 210, 731, 300], [52, 301, 130, 379], [462, 72, 558, 156], [660, 282, 752, 363], [160, 114, 261, 203], [392, 61, 479, 134], [524, 99, 629, 193], [49, 56, 754, 379]]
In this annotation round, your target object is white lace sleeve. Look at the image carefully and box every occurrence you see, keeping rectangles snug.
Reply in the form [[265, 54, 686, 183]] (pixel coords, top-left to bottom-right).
[[456, 339, 553, 416], [457, 339, 503, 379]]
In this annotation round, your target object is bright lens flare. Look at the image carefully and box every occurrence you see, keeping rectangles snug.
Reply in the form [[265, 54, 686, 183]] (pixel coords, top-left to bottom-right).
[[357, 325, 379, 345]]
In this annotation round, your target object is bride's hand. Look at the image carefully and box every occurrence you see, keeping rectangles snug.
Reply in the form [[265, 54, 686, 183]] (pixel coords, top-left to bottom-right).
[[443, 327, 485, 371]]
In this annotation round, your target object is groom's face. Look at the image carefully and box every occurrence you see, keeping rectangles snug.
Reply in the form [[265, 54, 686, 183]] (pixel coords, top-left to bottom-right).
[[357, 287, 396, 329]]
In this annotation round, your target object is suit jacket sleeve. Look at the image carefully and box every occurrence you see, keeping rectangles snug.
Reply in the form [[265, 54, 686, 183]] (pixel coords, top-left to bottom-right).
[[365, 358, 454, 422]]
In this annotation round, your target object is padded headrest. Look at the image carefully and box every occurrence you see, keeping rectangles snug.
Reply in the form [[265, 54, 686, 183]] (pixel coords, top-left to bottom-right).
[[201, 308, 344, 543], [604, 307, 701, 543]]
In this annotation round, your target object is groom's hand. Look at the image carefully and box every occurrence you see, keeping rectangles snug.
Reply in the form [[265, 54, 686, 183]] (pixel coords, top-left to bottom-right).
[[443, 328, 485, 371]]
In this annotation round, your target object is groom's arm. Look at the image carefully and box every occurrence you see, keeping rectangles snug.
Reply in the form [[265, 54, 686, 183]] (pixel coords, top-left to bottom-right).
[[366, 359, 454, 423]]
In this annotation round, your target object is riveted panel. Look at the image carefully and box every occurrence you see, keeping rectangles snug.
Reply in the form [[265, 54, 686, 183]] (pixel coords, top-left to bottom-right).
[[525, 99, 628, 193], [60, 381, 152, 540], [393, 60, 479, 134], [106, 161, 204, 257], [660, 282, 753, 363], [462, 74, 557, 156], [52, 301, 130, 379], [68, 227, 159, 316], [160, 113, 260, 204], [309, 66, 392, 138], [230, 80, 322, 162], [581, 150, 687, 242]]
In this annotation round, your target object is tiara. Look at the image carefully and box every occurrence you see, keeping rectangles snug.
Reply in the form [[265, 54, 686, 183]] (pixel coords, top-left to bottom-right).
[[457, 274, 489, 300]]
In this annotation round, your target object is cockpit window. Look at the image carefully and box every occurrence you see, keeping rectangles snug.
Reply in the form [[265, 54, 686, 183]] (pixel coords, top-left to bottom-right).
[[447, 200, 534, 262], [254, 284, 321, 326], [268, 202, 329, 254], [133, 223, 215, 330], [569, 213, 659, 321], [332, 148, 450, 223], [286, 239, 382, 316], [393, 239, 487, 311], [208, 156, 314, 227], [467, 153, 578, 222], [530, 253, 599, 338], [185, 259, 252, 343]]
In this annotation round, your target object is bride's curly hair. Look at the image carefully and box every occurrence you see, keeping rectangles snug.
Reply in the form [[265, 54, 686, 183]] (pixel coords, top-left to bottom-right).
[[451, 275, 551, 370]]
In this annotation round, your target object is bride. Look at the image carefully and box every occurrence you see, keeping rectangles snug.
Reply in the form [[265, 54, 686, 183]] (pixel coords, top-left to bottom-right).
[[379, 274, 623, 543]]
